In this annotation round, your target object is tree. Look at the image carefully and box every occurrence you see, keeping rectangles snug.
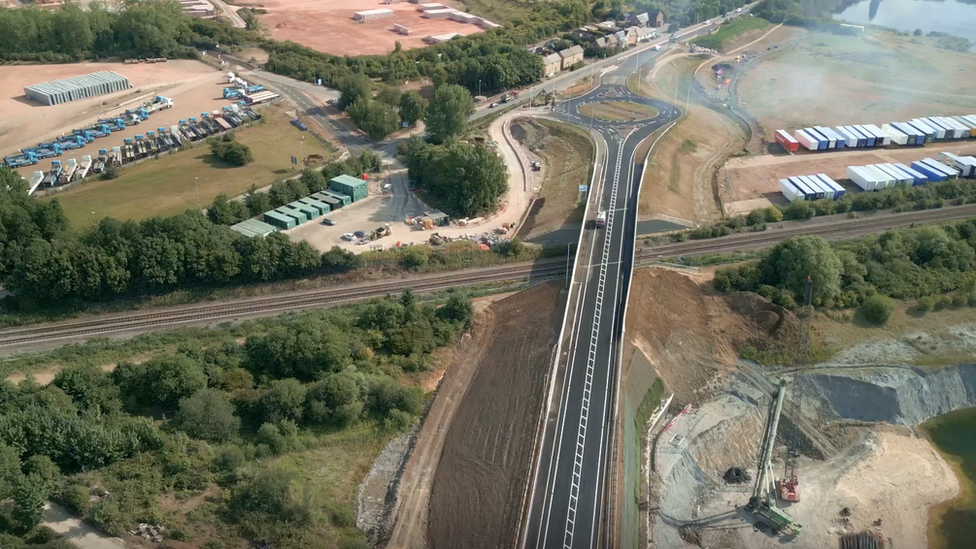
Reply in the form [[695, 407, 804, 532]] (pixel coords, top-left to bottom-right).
[[174, 389, 241, 442], [359, 150, 381, 173], [244, 184, 272, 216], [399, 90, 426, 126], [337, 74, 372, 111], [229, 468, 310, 525], [209, 135, 253, 167], [12, 475, 46, 533], [305, 372, 362, 426], [207, 194, 250, 225], [424, 84, 474, 144], [860, 295, 895, 325], [758, 236, 842, 305], [348, 98, 399, 140], [52, 363, 121, 413], [298, 168, 328, 194], [116, 355, 208, 409], [375, 85, 402, 107], [260, 379, 307, 423]]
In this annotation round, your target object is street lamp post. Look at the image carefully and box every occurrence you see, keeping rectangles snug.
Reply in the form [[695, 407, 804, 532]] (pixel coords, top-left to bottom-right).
[[194, 177, 201, 209]]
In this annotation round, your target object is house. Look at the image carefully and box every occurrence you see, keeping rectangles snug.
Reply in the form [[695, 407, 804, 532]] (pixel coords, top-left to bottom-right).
[[635, 27, 654, 42], [628, 12, 649, 27], [558, 45, 584, 69], [594, 37, 608, 49], [614, 29, 627, 46], [543, 52, 561, 76], [625, 26, 640, 46]]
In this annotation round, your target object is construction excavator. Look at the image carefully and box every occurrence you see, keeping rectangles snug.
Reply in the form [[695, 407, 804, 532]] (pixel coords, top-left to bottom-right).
[[746, 378, 803, 537]]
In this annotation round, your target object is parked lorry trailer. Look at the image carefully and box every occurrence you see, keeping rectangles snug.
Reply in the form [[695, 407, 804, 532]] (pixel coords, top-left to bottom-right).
[[815, 173, 846, 198], [803, 128, 829, 149], [937, 152, 976, 177], [848, 165, 885, 191], [23, 144, 62, 158], [778, 179, 802, 202], [4, 151, 38, 168], [910, 119, 941, 140], [836, 126, 862, 148], [894, 163, 928, 185], [794, 129, 819, 151], [76, 155, 92, 180], [911, 160, 947, 182], [28, 171, 44, 195], [774, 130, 799, 152], [813, 126, 842, 148], [919, 158, 958, 179], [62, 158, 78, 182], [951, 116, 976, 137]]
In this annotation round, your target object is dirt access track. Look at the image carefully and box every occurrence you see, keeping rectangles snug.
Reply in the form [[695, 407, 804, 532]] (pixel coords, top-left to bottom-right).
[[0, 60, 228, 177], [396, 281, 563, 549], [252, 0, 482, 56]]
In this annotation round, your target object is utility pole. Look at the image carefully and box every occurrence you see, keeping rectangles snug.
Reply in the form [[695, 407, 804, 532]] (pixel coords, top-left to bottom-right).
[[194, 176, 201, 209]]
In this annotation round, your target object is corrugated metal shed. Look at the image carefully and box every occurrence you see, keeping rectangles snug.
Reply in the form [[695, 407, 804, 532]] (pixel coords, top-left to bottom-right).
[[330, 174, 368, 202], [25, 71, 131, 106]]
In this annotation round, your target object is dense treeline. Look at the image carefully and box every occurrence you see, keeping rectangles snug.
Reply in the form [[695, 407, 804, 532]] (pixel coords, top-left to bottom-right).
[[0, 292, 472, 547], [619, 0, 747, 27], [0, 168, 360, 306], [400, 136, 508, 218], [714, 220, 976, 310], [0, 1, 253, 62]]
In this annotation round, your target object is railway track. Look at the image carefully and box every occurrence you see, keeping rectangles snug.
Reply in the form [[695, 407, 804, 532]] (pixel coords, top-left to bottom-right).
[[0, 261, 567, 349], [3, 204, 974, 351], [637, 203, 976, 260]]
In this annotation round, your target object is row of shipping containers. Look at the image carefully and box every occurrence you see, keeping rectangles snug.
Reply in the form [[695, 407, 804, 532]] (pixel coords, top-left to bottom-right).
[[777, 173, 846, 202], [845, 154, 976, 191], [775, 115, 976, 153], [259, 175, 367, 231]]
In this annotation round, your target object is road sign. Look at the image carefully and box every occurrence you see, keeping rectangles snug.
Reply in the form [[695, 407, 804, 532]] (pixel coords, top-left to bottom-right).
[[578, 185, 588, 192]]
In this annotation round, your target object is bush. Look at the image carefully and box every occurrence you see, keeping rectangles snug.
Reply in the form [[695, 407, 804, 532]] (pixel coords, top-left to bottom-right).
[[174, 389, 241, 442], [209, 135, 253, 166], [101, 165, 120, 180], [860, 295, 895, 326], [916, 296, 935, 312]]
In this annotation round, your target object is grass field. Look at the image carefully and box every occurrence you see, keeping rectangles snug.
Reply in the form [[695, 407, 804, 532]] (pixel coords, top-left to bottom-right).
[[458, 0, 533, 23], [738, 29, 976, 140], [515, 119, 592, 238], [578, 101, 658, 121], [43, 103, 335, 229], [692, 16, 771, 51]]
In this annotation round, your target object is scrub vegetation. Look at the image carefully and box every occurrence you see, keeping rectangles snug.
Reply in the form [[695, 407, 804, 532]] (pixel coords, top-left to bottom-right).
[[691, 16, 771, 51], [0, 291, 473, 549]]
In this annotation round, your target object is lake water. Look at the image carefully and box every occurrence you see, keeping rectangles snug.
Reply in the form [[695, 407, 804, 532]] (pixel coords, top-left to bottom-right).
[[835, 0, 976, 43], [921, 406, 976, 549]]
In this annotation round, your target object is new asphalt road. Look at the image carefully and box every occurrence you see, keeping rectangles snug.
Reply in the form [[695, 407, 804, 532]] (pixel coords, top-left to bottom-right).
[[523, 51, 681, 549]]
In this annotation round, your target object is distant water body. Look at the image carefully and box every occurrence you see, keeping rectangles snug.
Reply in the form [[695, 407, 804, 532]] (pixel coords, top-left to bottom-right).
[[834, 0, 976, 43], [921, 406, 976, 549]]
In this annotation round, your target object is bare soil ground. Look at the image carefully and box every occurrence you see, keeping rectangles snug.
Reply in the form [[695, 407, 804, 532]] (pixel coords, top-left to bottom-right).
[[252, 0, 482, 56], [510, 118, 590, 238], [578, 101, 657, 122], [635, 56, 742, 224], [427, 281, 564, 549], [623, 268, 800, 405], [0, 60, 226, 174], [737, 30, 976, 142]]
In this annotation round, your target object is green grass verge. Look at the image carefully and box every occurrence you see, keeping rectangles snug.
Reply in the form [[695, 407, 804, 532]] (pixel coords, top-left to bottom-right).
[[578, 101, 658, 121], [44, 103, 336, 228], [692, 16, 771, 51]]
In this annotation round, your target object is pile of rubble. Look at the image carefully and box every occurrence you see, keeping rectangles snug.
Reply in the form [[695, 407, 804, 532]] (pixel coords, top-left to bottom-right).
[[129, 523, 165, 543], [689, 43, 716, 54]]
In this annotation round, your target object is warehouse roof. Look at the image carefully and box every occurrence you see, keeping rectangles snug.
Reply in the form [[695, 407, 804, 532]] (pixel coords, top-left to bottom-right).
[[25, 71, 129, 97]]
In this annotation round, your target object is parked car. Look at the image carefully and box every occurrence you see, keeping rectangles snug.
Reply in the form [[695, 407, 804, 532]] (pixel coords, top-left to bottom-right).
[[490, 102, 500, 108], [322, 218, 336, 226], [342, 233, 355, 241], [354, 230, 367, 239]]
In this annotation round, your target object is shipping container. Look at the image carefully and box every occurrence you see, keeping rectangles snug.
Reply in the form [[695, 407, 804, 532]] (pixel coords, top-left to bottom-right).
[[891, 122, 925, 145], [962, 115, 976, 133], [813, 126, 838, 149], [912, 119, 944, 140], [847, 166, 880, 191], [834, 126, 857, 148], [788, 176, 819, 200], [804, 128, 829, 150], [919, 158, 959, 179], [321, 190, 352, 207], [264, 210, 296, 229], [950, 116, 976, 137], [794, 129, 819, 151], [814, 173, 846, 198], [865, 165, 897, 188], [894, 163, 928, 185], [798, 175, 828, 199], [298, 197, 330, 215], [775, 130, 799, 152], [910, 161, 947, 182], [864, 124, 891, 146], [943, 117, 970, 138], [877, 163, 913, 186], [932, 117, 965, 139], [852, 125, 876, 147], [925, 117, 957, 139], [936, 152, 976, 177], [778, 178, 802, 202], [278, 206, 307, 224], [843, 126, 867, 147], [289, 201, 318, 220], [329, 174, 368, 202], [825, 127, 848, 148], [880, 124, 909, 145], [958, 157, 976, 178], [312, 192, 341, 209], [905, 120, 935, 142]]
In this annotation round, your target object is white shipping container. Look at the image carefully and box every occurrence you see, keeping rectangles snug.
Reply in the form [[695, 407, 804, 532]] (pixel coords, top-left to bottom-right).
[[864, 124, 891, 146], [909, 119, 939, 140], [847, 166, 881, 191], [844, 126, 867, 147], [962, 115, 976, 132], [815, 173, 846, 198], [950, 116, 976, 137], [865, 165, 896, 188], [788, 176, 816, 199], [778, 178, 801, 202], [880, 124, 909, 145], [930, 117, 961, 138], [879, 163, 913, 186], [814, 126, 838, 149], [804, 174, 834, 199], [920, 158, 959, 178], [794, 129, 819, 151], [942, 117, 969, 138], [834, 126, 855, 148], [915, 118, 947, 139], [895, 163, 928, 185]]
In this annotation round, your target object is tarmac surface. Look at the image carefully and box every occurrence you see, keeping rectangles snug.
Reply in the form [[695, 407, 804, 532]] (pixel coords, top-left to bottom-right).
[[522, 48, 682, 549]]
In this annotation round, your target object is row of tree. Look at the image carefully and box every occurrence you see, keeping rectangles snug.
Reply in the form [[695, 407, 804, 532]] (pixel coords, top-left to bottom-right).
[[714, 219, 976, 310], [337, 74, 428, 139], [0, 2, 253, 62]]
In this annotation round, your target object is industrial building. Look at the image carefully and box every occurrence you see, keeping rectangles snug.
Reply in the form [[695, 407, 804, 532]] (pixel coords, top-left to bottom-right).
[[450, 11, 478, 23], [330, 174, 368, 202], [25, 71, 131, 106], [353, 8, 394, 21], [422, 8, 456, 18], [423, 33, 464, 44]]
